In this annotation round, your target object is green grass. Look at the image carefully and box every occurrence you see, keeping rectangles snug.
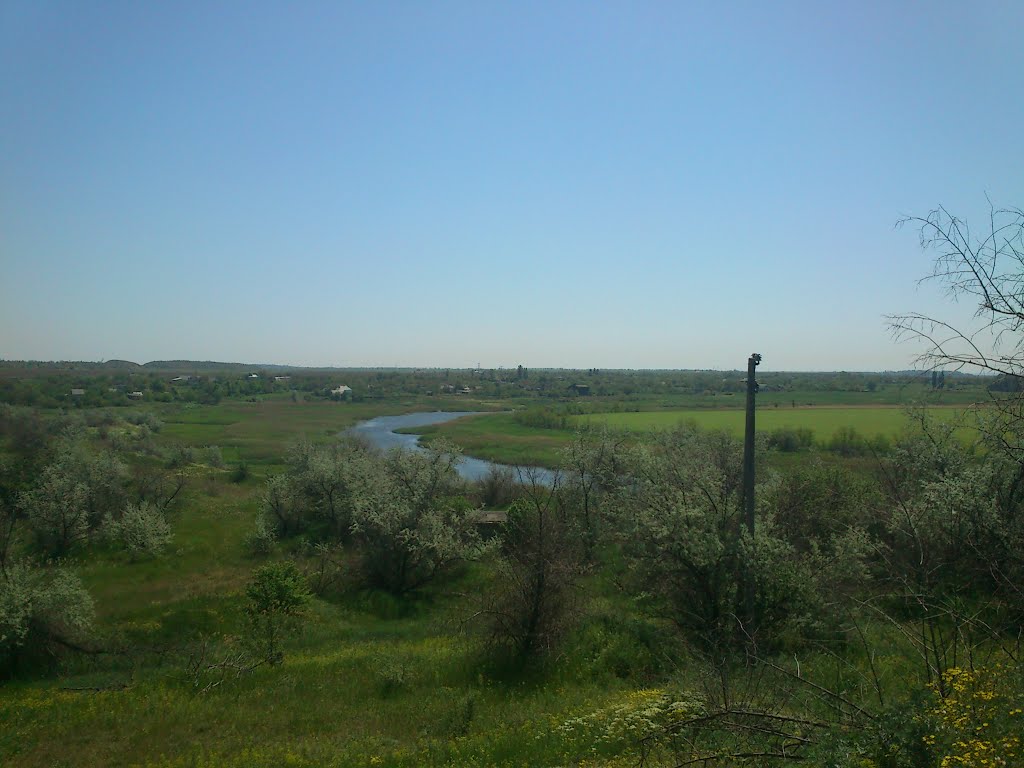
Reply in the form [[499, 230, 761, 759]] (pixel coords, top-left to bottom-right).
[[0, 399, 664, 767], [408, 413, 575, 468], [578, 405, 968, 440], [0, 464, 662, 767], [156, 398, 504, 469], [404, 406, 975, 468], [0, 394, 1002, 767]]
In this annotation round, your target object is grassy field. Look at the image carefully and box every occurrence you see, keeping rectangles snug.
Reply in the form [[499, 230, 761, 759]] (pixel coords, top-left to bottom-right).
[[0, 394, 1011, 766], [0, 467, 682, 768], [579, 404, 968, 439], [0, 400, 683, 767], [405, 405, 976, 468], [156, 397, 505, 470], [408, 413, 576, 468]]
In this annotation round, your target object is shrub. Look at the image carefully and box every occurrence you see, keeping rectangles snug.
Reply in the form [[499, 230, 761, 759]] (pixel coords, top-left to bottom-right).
[[166, 443, 195, 469], [244, 517, 277, 557], [473, 464, 519, 508], [204, 445, 225, 468], [0, 561, 94, 673], [244, 561, 310, 664], [766, 426, 815, 452], [231, 460, 251, 483], [611, 426, 847, 653], [349, 442, 490, 595], [482, 490, 585, 665], [105, 501, 172, 558]]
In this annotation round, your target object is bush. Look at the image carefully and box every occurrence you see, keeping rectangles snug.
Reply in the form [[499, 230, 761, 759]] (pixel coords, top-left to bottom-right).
[[611, 426, 849, 653], [166, 443, 195, 469], [124, 411, 163, 432], [244, 517, 277, 557], [231, 460, 251, 483], [513, 407, 570, 430], [350, 442, 490, 595], [245, 561, 310, 664], [19, 435, 129, 555], [827, 426, 869, 456], [0, 561, 94, 674], [482, 491, 585, 665], [204, 445, 225, 468], [765, 426, 815, 452], [473, 464, 519, 508], [104, 501, 172, 558]]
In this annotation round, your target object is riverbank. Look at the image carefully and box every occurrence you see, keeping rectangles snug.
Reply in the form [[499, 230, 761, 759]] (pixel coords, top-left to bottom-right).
[[399, 412, 573, 469]]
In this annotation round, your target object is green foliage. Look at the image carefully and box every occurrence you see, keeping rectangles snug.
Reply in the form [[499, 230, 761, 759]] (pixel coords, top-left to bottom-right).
[[231, 459, 250, 483], [765, 425, 815, 451], [513, 406, 571, 430], [765, 459, 880, 553], [243, 516, 277, 557], [482, 487, 585, 666], [258, 439, 368, 538], [203, 445, 225, 468], [19, 433, 129, 555], [0, 561, 94, 674], [472, 463, 518, 508], [244, 561, 310, 664], [103, 501, 173, 558], [350, 442, 489, 595], [555, 687, 705, 762], [612, 426, 857, 653], [559, 426, 631, 556]]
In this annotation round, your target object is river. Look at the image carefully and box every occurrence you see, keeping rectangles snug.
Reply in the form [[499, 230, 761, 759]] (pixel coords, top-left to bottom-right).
[[346, 411, 559, 485]]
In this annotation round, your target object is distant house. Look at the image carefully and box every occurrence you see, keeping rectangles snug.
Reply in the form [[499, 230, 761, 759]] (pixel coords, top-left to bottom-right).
[[127, 391, 144, 400], [474, 510, 508, 525], [456, 387, 472, 395], [274, 376, 291, 382], [247, 373, 259, 379], [70, 388, 86, 397], [330, 385, 352, 398], [568, 383, 591, 396], [171, 375, 191, 383]]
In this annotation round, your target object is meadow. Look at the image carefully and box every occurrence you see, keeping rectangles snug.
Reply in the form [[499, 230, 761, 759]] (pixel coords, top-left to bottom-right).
[[409, 404, 975, 468], [579, 404, 965, 437], [407, 412, 576, 468], [2, 370, 1019, 768], [156, 396, 505, 470]]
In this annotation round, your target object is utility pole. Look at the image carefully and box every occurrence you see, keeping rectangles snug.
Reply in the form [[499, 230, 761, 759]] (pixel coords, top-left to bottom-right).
[[742, 353, 761, 634], [742, 353, 761, 538]]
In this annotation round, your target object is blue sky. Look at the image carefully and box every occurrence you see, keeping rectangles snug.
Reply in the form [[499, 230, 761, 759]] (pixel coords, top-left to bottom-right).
[[2, 1, 1022, 370]]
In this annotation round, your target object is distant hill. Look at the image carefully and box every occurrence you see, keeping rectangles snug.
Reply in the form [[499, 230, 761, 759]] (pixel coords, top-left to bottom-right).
[[141, 360, 296, 372]]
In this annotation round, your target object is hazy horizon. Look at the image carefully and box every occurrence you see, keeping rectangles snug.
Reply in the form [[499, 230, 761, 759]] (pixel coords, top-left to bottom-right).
[[0, 355, 995, 376], [3, 2, 1022, 370]]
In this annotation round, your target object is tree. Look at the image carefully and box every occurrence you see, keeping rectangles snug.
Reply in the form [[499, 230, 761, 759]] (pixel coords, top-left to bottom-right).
[[19, 433, 128, 555], [244, 561, 310, 665], [1, 561, 94, 674], [889, 202, 1024, 569], [349, 441, 488, 595], [104, 501, 173, 559], [559, 425, 629, 557], [612, 426, 826, 653], [889, 203, 1024, 378], [258, 439, 368, 540], [480, 473, 585, 665]]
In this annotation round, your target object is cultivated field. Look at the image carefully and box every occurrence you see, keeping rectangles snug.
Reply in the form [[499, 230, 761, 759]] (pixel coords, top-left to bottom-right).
[[579, 405, 967, 439]]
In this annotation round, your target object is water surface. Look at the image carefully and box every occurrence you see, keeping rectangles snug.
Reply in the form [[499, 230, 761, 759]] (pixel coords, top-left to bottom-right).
[[347, 411, 558, 485]]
